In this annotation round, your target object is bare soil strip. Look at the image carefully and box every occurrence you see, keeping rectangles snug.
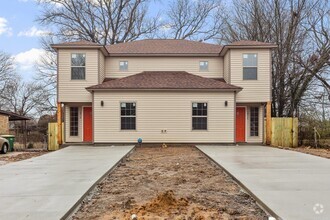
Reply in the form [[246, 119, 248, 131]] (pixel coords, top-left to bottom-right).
[[0, 151, 48, 166], [274, 146, 330, 159], [72, 145, 267, 220]]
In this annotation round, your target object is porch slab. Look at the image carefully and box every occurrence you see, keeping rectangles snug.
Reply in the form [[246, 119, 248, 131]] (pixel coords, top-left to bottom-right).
[[0, 145, 134, 220], [196, 145, 330, 220]]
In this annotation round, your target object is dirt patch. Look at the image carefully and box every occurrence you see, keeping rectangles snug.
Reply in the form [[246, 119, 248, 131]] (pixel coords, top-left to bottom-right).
[[72, 145, 267, 219], [275, 146, 330, 159], [0, 151, 48, 165]]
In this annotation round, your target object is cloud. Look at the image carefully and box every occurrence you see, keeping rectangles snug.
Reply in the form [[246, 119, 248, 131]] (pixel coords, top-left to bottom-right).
[[19, 0, 63, 7], [0, 17, 13, 36], [14, 48, 45, 72], [18, 26, 51, 37]]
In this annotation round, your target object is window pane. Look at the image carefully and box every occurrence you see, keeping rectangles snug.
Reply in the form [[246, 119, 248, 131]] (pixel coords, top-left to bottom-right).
[[243, 67, 257, 80], [120, 61, 128, 71], [192, 103, 207, 116], [192, 117, 207, 130], [71, 67, 85, 80], [199, 61, 208, 71], [71, 53, 85, 66], [243, 54, 257, 66], [70, 107, 78, 136], [121, 117, 136, 130], [250, 107, 259, 136]]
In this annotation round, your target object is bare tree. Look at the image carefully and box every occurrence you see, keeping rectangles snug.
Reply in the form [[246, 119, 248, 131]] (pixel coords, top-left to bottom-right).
[[34, 37, 58, 113], [162, 0, 224, 41], [0, 75, 46, 117], [0, 51, 15, 95], [37, 0, 159, 45], [220, 0, 330, 117]]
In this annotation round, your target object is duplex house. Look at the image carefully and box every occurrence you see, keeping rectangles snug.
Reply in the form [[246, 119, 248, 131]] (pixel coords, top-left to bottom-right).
[[51, 39, 276, 144]]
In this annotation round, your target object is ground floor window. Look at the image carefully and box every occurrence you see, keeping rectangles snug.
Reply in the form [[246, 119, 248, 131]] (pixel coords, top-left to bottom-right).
[[121, 102, 136, 130], [70, 107, 79, 136], [192, 102, 207, 130], [250, 107, 259, 136]]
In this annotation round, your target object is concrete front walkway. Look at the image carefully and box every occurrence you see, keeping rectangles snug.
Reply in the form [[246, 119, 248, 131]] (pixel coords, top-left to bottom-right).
[[197, 145, 330, 220], [0, 145, 134, 220]]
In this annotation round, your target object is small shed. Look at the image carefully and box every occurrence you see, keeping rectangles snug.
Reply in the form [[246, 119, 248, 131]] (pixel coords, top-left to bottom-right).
[[0, 110, 31, 147]]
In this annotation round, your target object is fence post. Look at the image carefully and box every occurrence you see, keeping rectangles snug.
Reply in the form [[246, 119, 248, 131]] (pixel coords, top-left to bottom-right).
[[266, 101, 272, 145], [57, 102, 62, 145]]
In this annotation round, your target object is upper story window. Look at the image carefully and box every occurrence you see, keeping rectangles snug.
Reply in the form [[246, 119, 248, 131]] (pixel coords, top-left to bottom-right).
[[71, 53, 86, 80], [243, 54, 257, 80], [192, 102, 207, 130], [199, 61, 208, 71], [119, 61, 128, 71]]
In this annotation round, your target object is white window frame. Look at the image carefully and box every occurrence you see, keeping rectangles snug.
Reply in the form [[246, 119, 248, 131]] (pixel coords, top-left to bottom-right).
[[250, 106, 259, 137], [243, 53, 258, 80], [199, 61, 209, 72], [70, 106, 79, 136], [120, 102, 136, 130], [119, 61, 128, 71], [192, 102, 208, 130], [71, 53, 86, 80]]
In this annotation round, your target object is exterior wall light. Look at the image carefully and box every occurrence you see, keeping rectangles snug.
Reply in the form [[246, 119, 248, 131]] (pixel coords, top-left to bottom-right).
[[101, 101, 104, 106], [225, 101, 228, 107]]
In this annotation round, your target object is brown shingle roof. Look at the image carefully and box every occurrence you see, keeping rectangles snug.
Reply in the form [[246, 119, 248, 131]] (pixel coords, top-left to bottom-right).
[[106, 39, 222, 55], [87, 71, 242, 91], [54, 40, 100, 46], [228, 40, 276, 46]]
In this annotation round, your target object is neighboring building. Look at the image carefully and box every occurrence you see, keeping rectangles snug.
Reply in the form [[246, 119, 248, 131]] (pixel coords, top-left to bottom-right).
[[0, 110, 30, 135], [52, 39, 276, 144], [0, 113, 9, 135]]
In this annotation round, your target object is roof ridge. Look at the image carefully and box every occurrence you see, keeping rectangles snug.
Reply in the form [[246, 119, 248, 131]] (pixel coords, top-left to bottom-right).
[[86, 71, 242, 90]]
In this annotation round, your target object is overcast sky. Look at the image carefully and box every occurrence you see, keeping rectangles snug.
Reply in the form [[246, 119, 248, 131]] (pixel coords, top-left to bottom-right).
[[0, 0, 165, 81]]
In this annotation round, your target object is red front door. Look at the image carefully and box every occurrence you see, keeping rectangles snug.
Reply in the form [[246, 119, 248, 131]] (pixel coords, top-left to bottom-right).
[[83, 107, 93, 142], [236, 107, 246, 142]]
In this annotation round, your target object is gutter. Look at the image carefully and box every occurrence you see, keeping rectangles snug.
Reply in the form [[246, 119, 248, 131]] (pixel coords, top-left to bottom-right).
[[85, 88, 243, 93]]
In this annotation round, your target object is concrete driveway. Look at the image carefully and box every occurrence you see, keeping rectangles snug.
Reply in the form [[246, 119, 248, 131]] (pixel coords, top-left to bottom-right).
[[197, 145, 330, 220], [0, 145, 134, 220]]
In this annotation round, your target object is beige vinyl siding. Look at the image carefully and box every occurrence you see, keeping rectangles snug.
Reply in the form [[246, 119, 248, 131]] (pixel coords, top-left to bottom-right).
[[223, 50, 230, 83], [98, 51, 105, 83], [105, 57, 224, 78], [58, 49, 99, 103], [230, 49, 271, 102], [64, 103, 92, 143], [94, 91, 235, 143]]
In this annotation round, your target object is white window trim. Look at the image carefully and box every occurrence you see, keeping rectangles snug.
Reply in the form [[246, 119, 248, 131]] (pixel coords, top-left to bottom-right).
[[199, 61, 209, 72], [120, 102, 136, 131], [69, 106, 79, 137], [192, 102, 208, 131], [119, 61, 128, 72], [242, 53, 258, 80], [249, 106, 259, 137], [71, 53, 86, 80]]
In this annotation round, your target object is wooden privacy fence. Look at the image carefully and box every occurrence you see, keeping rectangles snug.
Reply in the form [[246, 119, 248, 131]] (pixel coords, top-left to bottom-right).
[[264, 117, 298, 148], [48, 122, 64, 151]]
